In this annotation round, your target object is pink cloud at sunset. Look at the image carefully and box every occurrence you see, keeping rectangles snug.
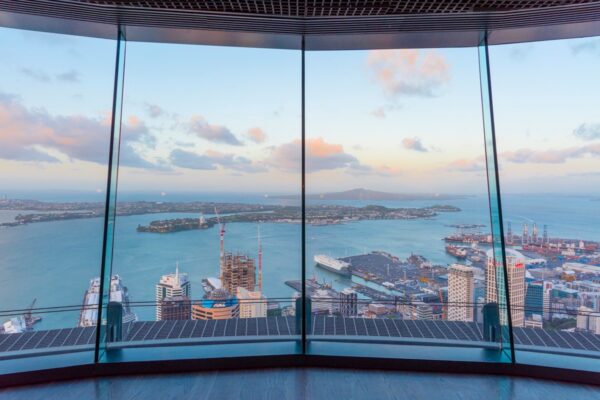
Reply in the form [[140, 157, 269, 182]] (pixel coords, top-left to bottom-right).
[[245, 127, 267, 144], [366, 49, 450, 97]]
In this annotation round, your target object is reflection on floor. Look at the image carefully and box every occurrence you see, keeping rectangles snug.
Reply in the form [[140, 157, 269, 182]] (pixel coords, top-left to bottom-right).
[[0, 368, 599, 400]]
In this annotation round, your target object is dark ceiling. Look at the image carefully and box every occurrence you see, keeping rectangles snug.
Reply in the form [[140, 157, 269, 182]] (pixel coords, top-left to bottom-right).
[[75, 1, 598, 16]]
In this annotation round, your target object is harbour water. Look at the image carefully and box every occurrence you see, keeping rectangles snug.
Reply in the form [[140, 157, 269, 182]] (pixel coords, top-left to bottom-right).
[[0, 192, 598, 330]]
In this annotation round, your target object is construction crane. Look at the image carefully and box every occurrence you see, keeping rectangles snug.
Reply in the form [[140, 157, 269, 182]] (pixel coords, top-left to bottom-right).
[[214, 206, 226, 281], [24, 298, 41, 330], [257, 223, 263, 293]]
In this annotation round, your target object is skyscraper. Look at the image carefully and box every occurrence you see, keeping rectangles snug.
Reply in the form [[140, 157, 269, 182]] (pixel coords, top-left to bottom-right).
[[525, 281, 543, 320], [221, 253, 256, 296], [236, 287, 267, 318], [340, 288, 358, 317], [160, 295, 191, 320], [155, 263, 191, 321], [447, 264, 474, 322], [486, 249, 526, 327]]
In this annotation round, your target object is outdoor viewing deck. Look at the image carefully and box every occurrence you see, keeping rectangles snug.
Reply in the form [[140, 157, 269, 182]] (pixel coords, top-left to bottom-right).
[[1, 316, 599, 357]]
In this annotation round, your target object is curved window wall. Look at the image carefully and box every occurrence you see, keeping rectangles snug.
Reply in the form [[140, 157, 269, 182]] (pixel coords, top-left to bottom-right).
[[0, 26, 117, 372], [304, 47, 512, 362], [490, 37, 600, 369], [0, 22, 598, 377], [106, 41, 303, 362]]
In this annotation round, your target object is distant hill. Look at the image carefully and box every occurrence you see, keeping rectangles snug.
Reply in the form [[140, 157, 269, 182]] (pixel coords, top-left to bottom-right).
[[275, 188, 467, 201]]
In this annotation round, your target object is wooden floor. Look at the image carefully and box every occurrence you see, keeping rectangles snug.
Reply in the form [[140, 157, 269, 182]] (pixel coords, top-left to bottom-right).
[[1, 368, 599, 400]]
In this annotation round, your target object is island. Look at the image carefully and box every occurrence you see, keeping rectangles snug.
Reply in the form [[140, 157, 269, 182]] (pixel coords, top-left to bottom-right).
[[136, 204, 461, 233], [0, 197, 460, 231]]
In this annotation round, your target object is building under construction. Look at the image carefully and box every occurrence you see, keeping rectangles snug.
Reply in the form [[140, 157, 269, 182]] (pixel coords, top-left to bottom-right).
[[222, 253, 256, 295]]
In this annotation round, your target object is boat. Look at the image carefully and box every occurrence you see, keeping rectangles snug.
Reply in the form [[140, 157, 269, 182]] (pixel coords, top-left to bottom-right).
[[78, 275, 138, 327], [445, 245, 468, 259], [314, 254, 351, 276], [1, 316, 27, 334]]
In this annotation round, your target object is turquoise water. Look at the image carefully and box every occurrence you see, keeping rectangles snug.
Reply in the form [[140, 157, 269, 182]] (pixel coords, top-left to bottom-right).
[[0, 193, 598, 330]]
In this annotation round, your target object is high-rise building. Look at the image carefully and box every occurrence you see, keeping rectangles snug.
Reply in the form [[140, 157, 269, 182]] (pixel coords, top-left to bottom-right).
[[236, 287, 267, 318], [191, 288, 239, 320], [475, 296, 486, 323], [543, 281, 554, 321], [522, 223, 529, 245], [576, 306, 600, 334], [160, 295, 191, 320], [155, 264, 191, 321], [221, 253, 256, 296], [416, 303, 433, 320], [447, 264, 474, 322], [525, 281, 543, 319], [339, 288, 358, 317], [486, 249, 526, 327]]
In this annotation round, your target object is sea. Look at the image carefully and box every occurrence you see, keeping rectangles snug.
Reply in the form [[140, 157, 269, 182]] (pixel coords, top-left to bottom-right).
[[0, 191, 598, 330]]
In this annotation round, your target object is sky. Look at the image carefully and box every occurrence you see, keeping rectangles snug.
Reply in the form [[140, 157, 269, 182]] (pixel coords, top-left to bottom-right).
[[1, 26, 600, 196]]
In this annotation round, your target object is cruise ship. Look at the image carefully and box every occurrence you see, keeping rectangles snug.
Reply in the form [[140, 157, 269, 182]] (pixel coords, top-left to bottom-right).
[[78, 275, 138, 327], [314, 254, 351, 277]]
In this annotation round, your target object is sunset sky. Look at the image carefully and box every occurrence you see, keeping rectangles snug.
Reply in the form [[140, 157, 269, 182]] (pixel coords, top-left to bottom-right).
[[0, 26, 599, 195]]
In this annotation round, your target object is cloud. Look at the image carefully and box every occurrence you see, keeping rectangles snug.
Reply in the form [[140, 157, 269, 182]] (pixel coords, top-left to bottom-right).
[[0, 95, 110, 163], [401, 137, 428, 152], [245, 127, 267, 144], [573, 123, 600, 140], [188, 115, 242, 146], [447, 158, 485, 172], [371, 103, 402, 119], [366, 49, 450, 97], [571, 39, 600, 55], [145, 103, 164, 118], [118, 115, 170, 170], [371, 107, 386, 119], [500, 144, 600, 164], [55, 70, 80, 82], [0, 93, 164, 169], [170, 148, 266, 173], [267, 137, 371, 173], [20, 68, 51, 82], [169, 149, 217, 170]]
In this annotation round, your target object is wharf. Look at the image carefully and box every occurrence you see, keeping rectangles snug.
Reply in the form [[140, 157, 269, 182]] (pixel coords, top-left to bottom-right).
[[351, 283, 396, 302], [341, 252, 424, 283], [285, 279, 340, 298]]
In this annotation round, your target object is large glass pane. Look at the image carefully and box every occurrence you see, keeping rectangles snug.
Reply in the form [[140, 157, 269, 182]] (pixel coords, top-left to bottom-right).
[[479, 41, 515, 362], [0, 27, 116, 372], [305, 47, 510, 362], [103, 42, 302, 362], [96, 29, 126, 363], [490, 37, 600, 371]]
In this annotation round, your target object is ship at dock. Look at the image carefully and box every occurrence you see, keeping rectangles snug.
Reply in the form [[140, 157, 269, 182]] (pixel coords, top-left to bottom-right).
[[314, 254, 351, 276], [445, 244, 468, 259], [0, 299, 42, 334], [78, 275, 137, 327]]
